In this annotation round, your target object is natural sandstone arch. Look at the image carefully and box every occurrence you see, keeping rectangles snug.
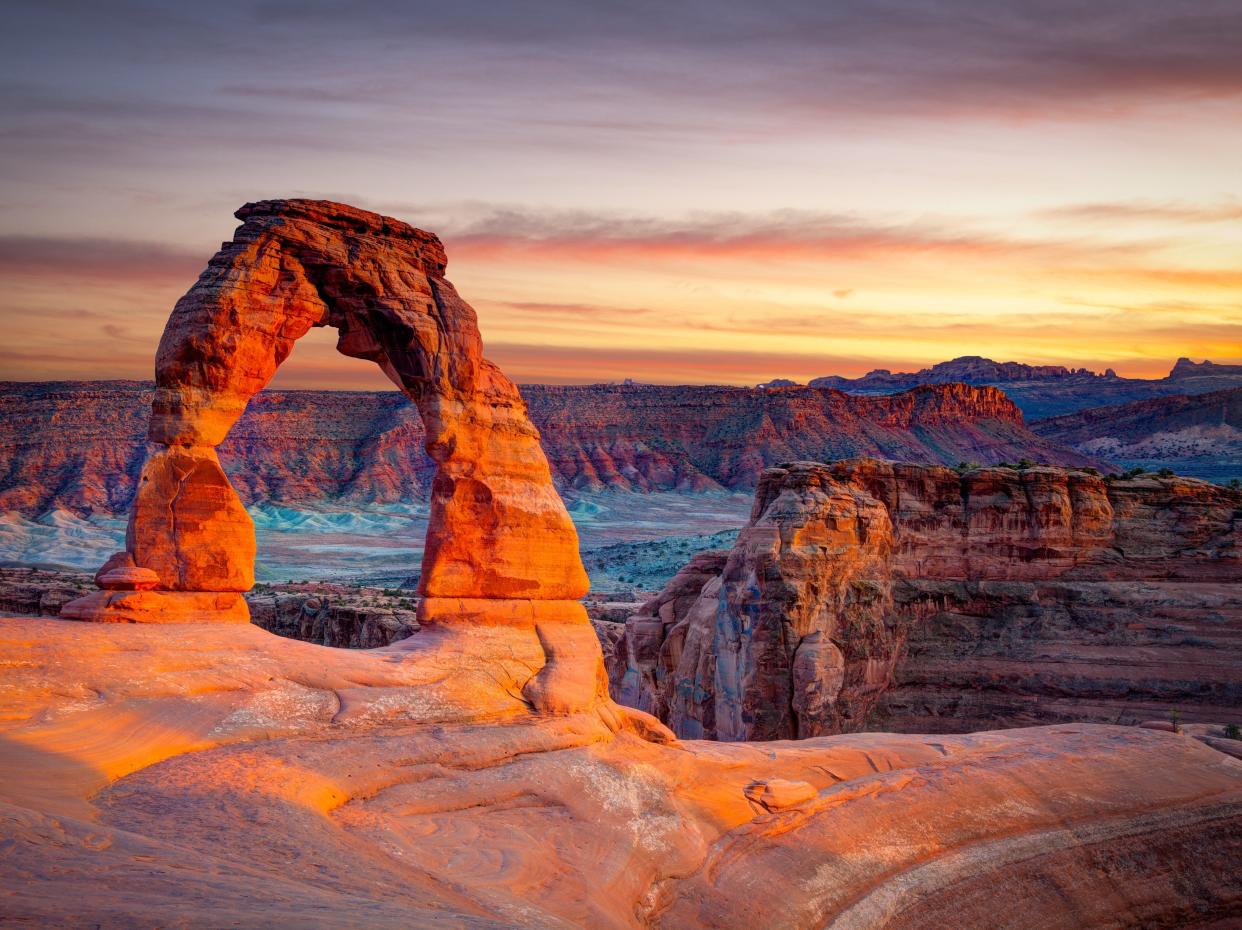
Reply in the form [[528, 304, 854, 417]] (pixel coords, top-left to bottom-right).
[[63, 199, 588, 624]]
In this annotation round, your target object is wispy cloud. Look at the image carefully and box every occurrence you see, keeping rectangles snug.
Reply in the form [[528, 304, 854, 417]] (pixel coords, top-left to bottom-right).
[[1041, 199, 1242, 224], [442, 206, 1156, 267], [0, 235, 203, 284]]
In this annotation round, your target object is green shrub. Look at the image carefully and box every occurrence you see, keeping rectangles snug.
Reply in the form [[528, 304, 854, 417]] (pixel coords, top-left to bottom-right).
[[1169, 709, 1183, 734], [1226, 722, 1241, 740]]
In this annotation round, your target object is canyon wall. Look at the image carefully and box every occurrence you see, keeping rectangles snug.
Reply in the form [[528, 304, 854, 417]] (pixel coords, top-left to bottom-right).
[[602, 460, 1241, 739], [0, 379, 1100, 517]]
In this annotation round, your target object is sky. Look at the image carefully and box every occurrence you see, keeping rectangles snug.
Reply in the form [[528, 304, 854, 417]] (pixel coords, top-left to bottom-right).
[[1, 0, 1240, 389]]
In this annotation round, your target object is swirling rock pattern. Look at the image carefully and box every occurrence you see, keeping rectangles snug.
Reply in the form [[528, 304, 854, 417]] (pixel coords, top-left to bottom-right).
[[3, 617, 1241, 928]]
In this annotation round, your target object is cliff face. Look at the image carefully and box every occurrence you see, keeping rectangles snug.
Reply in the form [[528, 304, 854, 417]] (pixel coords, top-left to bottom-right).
[[0, 381, 436, 516], [0, 379, 1099, 516], [605, 460, 1241, 739]]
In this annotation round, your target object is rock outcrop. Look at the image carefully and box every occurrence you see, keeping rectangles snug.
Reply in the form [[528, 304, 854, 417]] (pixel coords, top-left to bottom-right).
[[56, 200, 674, 728], [5, 615, 1242, 928], [62, 199, 587, 628], [608, 460, 1241, 739], [0, 378, 1101, 518]]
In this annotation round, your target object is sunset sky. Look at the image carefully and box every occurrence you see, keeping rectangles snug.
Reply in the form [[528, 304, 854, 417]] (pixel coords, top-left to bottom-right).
[[2, 0, 1240, 389]]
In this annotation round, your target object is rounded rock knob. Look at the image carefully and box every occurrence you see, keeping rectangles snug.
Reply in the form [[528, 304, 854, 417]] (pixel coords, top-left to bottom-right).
[[98, 566, 161, 591]]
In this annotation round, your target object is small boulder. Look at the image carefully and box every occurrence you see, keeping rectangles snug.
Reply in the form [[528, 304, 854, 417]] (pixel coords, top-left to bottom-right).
[[98, 566, 161, 591], [93, 551, 136, 588], [745, 779, 818, 811]]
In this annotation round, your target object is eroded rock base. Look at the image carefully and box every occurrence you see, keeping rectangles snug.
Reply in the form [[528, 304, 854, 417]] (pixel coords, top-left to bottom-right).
[[2, 618, 1240, 930], [58, 589, 250, 624]]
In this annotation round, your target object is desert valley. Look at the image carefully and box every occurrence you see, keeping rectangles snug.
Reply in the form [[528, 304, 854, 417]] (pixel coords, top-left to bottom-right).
[[1, 197, 1239, 929]]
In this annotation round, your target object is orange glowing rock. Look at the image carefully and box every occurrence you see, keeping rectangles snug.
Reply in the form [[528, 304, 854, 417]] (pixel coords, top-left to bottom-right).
[[744, 778, 819, 811], [96, 566, 160, 591], [63, 199, 588, 626], [58, 590, 249, 623], [4, 617, 1240, 927], [127, 446, 254, 592]]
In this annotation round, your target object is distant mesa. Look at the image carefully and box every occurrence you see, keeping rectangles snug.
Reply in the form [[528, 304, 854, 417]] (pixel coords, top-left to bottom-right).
[[807, 354, 1242, 419], [1169, 356, 1242, 379]]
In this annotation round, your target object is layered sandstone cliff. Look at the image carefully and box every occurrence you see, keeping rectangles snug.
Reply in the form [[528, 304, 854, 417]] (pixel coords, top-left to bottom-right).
[[604, 461, 1241, 739], [0, 379, 1099, 517]]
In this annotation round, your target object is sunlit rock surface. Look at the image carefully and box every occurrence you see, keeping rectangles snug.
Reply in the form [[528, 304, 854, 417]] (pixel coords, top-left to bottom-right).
[[3, 617, 1241, 929], [63, 198, 586, 624]]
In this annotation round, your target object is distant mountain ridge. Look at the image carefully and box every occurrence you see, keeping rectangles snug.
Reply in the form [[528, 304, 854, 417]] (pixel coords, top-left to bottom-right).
[[0, 379, 1100, 517], [810, 355, 1115, 390], [1033, 385, 1242, 483], [808, 356, 1242, 419]]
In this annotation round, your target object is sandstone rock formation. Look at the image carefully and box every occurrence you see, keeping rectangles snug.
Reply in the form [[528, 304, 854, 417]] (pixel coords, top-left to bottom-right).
[[4, 615, 1242, 928], [62, 199, 587, 628], [10, 202, 1242, 926], [608, 460, 1241, 739], [56, 200, 665, 727]]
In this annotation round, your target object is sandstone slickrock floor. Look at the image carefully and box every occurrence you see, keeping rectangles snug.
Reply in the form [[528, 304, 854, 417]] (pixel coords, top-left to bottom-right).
[[4, 618, 1242, 929]]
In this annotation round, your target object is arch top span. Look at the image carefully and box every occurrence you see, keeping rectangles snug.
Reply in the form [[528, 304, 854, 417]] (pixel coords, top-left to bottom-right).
[[64, 198, 589, 624]]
